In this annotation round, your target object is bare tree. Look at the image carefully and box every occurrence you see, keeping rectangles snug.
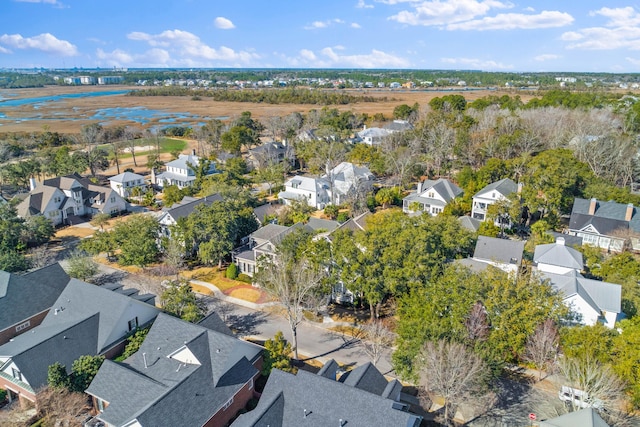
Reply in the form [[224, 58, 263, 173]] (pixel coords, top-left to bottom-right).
[[359, 320, 394, 366], [417, 340, 488, 426], [28, 245, 57, 269], [465, 301, 489, 342], [124, 126, 142, 167], [557, 355, 626, 415], [35, 386, 90, 426], [524, 319, 559, 381], [257, 253, 326, 360]]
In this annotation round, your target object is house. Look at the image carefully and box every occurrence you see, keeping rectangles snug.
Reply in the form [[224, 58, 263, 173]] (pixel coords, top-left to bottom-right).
[[247, 142, 294, 170], [109, 172, 146, 198], [156, 195, 223, 238], [403, 178, 463, 216], [458, 216, 481, 233], [356, 126, 392, 146], [0, 279, 159, 405], [252, 203, 284, 226], [86, 312, 263, 427], [540, 408, 609, 427], [457, 236, 525, 274], [233, 223, 311, 277], [155, 152, 217, 189], [534, 237, 584, 275], [16, 173, 128, 226], [569, 198, 640, 252], [324, 162, 375, 206], [0, 263, 70, 345], [471, 178, 518, 221], [278, 176, 330, 210], [539, 270, 621, 329], [231, 360, 422, 427], [384, 119, 414, 132]]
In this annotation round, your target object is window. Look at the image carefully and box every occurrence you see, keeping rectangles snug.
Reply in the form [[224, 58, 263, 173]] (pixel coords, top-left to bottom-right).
[[128, 317, 138, 331], [248, 378, 254, 390], [110, 197, 116, 203], [432, 207, 442, 214], [97, 399, 105, 412], [15, 320, 30, 332], [428, 192, 435, 198], [222, 397, 234, 411], [12, 368, 22, 382]]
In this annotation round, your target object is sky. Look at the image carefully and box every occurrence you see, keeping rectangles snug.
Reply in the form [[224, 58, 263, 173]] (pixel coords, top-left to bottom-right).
[[2, 0, 640, 72]]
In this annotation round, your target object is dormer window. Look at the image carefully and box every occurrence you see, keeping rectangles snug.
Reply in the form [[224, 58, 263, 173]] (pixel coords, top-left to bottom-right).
[[428, 192, 435, 198]]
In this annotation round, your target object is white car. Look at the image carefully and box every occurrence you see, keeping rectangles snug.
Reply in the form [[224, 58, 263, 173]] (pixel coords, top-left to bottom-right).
[[558, 386, 604, 410]]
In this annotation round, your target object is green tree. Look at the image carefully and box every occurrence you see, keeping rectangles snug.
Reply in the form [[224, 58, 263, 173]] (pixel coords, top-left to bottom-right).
[[221, 125, 256, 154], [262, 331, 296, 375], [24, 215, 55, 246], [47, 362, 70, 390], [90, 212, 111, 232], [162, 185, 184, 207], [0, 250, 30, 272], [111, 214, 160, 267], [560, 324, 616, 364], [160, 279, 207, 323], [121, 326, 150, 359], [65, 249, 99, 282], [225, 263, 238, 279], [612, 317, 640, 407], [71, 355, 104, 392]]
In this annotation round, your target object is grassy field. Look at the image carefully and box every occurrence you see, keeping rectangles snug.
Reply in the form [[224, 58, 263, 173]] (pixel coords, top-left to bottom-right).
[[98, 137, 187, 157]]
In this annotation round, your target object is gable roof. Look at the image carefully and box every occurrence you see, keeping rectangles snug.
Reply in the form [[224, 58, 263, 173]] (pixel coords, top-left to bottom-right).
[[161, 194, 223, 222], [87, 313, 261, 427], [540, 408, 610, 427], [250, 223, 291, 242], [473, 178, 518, 199], [340, 362, 389, 396], [473, 236, 525, 265], [541, 270, 621, 314], [306, 217, 340, 232], [422, 178, 463, 201], [0, 263, 70, 334], [109, 172, 145, 184], [534, 239, 584, 270], [231, 366, 421, 427], [570, 198, 640, 235], [459, 216, 481, 232]]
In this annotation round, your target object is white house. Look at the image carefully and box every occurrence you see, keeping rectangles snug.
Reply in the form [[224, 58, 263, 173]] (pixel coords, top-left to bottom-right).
[[403, 178, 463, 216], [323, 162, 375, 206], [534, 237, 583, 275], [109, 171, 146, 198], [278, 176, 330, 210], [156, 195, 222, 238], [155, 153, 217, 189], [540, 270, 621, 329], [356, 127, 392, 146], [471, 178, 518, 221], [458, 235, 525, 274], [16, 173, 128, 226]]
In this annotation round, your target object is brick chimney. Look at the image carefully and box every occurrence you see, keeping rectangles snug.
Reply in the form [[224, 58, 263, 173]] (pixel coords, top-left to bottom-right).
[[626, 203, 634, 222], [588, 198, 597, 215]]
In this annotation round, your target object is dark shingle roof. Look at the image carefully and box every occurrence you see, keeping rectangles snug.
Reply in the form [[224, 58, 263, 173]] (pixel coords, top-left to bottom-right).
[[540, 407, 610, 427], [88, 313, 262, 427], [231, 368, 422, 427], [473, 236, 525, 265], [341, 362, 389, 396], [163, 194, 223, 222], [570, 198, 640, 234], [0, 263, 70, 334]]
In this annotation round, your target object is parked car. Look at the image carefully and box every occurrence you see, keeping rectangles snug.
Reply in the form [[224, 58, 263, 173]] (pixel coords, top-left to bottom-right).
[[558, 386, 603, 410]]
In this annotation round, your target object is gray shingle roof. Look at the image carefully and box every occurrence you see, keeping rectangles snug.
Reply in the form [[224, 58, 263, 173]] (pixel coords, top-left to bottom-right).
[[570, 198, 640, 234], [163, 194, 222, 222], [541, 271, 621, 314], [473, 236, 525, 265], [534, 240, 584, 270], [0, 263, 70, 334], [88, 313, 262, 427], [341, 362, 389, 396], [250, 223, 291, 242], [459, 216, 481, 232], [231, 368, 421, 427], [540, 408, 610, 427], [473, 178, 518, 198], [306, 217, 340, 232], [109, 172, 145, 184]]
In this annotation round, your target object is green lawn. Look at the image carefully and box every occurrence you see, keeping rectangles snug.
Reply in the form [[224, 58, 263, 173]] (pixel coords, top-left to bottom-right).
[[99, 137, 187, 158]]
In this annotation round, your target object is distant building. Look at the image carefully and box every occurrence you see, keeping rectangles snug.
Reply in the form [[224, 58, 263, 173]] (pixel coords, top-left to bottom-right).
[[98, 76, 124, 85]]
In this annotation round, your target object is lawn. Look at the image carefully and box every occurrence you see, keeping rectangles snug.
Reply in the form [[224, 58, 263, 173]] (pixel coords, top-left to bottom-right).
[[183, 267, 250, 292], [99, 137, 187, 158]]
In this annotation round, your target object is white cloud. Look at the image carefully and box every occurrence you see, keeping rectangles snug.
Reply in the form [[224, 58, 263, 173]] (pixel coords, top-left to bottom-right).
[[304, 18, 348, 30], [0, 33, 77, 56], [524, 6, 534, 12], [560, 7, 640, 51], [97, 47, 171, 67], [290, 47, 410, 68], [534, 54, 560, 61], [389, 0, 513, 26], [126, 29, 259, 65], [447, 10, 573, 30], [0, 45, 10, 54], [626, 57, 640, 66], [441, 56, 512, 70], [14, 0, 67, 8], [357, 0, 374, 8], [214, 17, 235, 30], [351, 22, 362, 28]]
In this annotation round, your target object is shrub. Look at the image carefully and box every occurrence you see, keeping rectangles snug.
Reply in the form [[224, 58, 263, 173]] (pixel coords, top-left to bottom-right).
[[337, 212, 349, 223], [226, 263, 238, 279], [324, 205, 339, 219], [0, 388, 7, 402], [237, 273, 252, 283]]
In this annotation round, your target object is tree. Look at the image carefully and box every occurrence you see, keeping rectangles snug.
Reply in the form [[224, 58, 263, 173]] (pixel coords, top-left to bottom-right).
[[90, 212, 111, 231], [221, 125, 256, 154], [465, 301, 490, 342], [557, 355, 626, 415], [121, 326, 150, 359], [35, 387, 89, 427], [71, 354, 104, 392], [359, 320, 394, 366], [65, 249, 99, 282], [162, 185, 184, 207], [524, 319, 560, 381], [611, 317, 640, 408], [262, 331, 296, 376], [417, 340, 488, 426], [257, 252, 326, 360], [110, 214, 160, 267], [24, 215, 55, 246], [160, 279, 207, 323], [47, 362, 70, 390]]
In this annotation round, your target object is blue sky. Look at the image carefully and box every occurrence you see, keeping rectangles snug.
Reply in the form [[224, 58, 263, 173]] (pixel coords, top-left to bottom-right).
[[2, 0, 640, 72]]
